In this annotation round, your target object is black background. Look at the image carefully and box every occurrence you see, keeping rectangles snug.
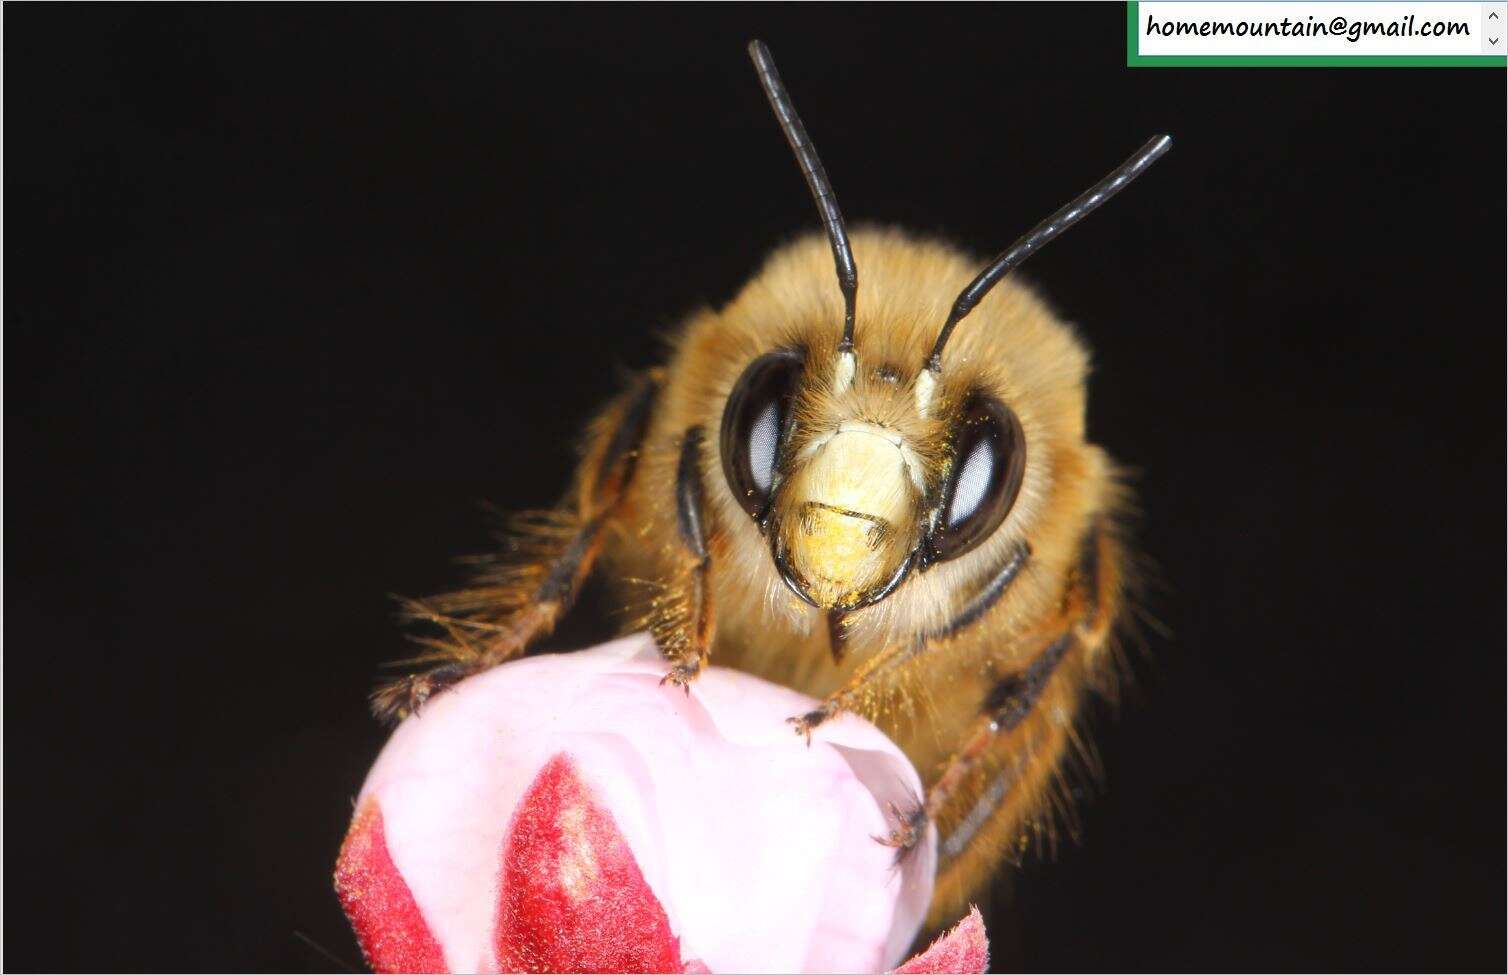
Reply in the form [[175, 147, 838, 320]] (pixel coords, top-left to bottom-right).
[[5, 6, 1504, 972]]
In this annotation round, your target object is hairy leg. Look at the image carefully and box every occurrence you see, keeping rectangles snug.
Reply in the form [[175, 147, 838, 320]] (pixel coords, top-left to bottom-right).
[[908, 524, 1123, 922], [371, 374, 659, 722], [655, 426, 717, 689]]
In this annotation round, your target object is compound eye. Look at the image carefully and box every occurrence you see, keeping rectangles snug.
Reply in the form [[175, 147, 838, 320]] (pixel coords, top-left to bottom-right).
[[931, 396, 1026, 562], [719, 349, 804, 518]]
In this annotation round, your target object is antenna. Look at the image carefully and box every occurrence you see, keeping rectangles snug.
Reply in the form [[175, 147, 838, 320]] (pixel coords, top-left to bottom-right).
[[920, 134, 1174, 410], [748, 40, 859, 358]]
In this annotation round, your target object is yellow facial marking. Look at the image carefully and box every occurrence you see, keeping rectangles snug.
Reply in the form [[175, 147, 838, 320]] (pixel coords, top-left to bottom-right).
[[781, 425, 919, 607]]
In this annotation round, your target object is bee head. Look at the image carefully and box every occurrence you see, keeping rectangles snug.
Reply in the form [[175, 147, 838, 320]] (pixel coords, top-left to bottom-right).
[[706, 41, 1169, 616], [718, 330, 1027, 612]]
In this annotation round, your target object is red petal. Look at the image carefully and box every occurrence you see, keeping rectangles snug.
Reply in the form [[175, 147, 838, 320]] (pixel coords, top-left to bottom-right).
[[891, 907, 989, 974], [495, 753, 683, 973], [334, 800, 449, 974]]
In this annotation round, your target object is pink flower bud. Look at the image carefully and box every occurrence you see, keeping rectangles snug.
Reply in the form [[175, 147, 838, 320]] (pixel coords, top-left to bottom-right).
[[335, 634, 948, 974]]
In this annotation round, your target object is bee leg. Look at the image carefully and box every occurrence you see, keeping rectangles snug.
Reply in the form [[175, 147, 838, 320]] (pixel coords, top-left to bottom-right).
[[925, 630, 1074, 844], [657, 426, 716, 691], [368, 660, 479, 723], [787, 543, 1031, 740], [922, 524, 1123, 920], [908, 626, 1087, 920], [371, 375, 659, 723], [873, 798, 929, 854]]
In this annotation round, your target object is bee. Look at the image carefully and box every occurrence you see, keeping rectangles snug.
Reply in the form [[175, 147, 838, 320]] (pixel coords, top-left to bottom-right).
[[373, 40, 1171, 923]]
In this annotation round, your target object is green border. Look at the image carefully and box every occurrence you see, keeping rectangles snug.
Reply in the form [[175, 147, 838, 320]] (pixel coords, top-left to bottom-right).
[[1126, 1, 1507, 66]]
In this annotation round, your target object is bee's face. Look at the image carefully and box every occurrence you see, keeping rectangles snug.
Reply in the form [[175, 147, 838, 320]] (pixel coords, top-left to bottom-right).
[[714, 252, 1032, 613], [721, 347, 927, 610]]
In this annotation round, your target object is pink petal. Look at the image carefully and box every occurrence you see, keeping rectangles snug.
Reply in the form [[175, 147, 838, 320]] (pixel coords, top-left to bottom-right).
[[334, 801, 448, 974], [890, 907, 989, 975], [495, 753, 683, 974]]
